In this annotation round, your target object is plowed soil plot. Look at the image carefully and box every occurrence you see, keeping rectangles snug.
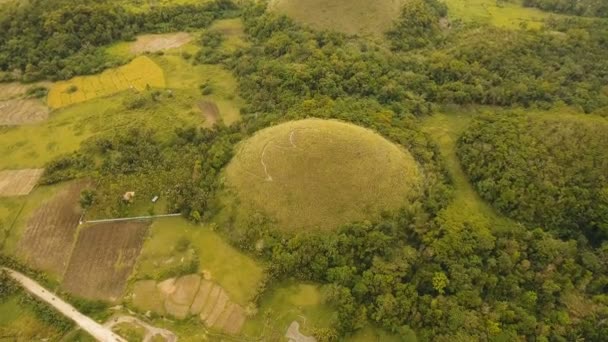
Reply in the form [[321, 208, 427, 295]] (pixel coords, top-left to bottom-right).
[[0, 169, 44, 197], [63, 221, 149, 301], [18, 181, 86, 276], [0, 99, 49, 125], [131, 32, 192, 53], [198, 101, 220, 126]]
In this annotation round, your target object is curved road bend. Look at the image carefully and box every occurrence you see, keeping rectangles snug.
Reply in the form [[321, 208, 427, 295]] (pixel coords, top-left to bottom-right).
[[3, 267, 126, 342]]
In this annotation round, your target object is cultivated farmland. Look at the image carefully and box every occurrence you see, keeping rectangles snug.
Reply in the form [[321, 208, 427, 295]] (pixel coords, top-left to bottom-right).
[[17, 181, 87, 276], [130, 32, 192, 54], [132, 274, 247, 334], [267, 0, 407, 36], [224, 119, 422, 230], [62, 221, 149, 301], [0, 169, 44, 197], [47, 56, 165, 109], [0, 99, 49, 125]]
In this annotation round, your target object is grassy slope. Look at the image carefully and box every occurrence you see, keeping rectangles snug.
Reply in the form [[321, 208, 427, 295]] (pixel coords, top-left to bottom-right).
[[242, 282, 336, 339], [421, 106, 517, 237], [134, 217, 264, 306], [224, 118, 422, 231], [268, 0, 406, 36], [444, 0, 564, 29]]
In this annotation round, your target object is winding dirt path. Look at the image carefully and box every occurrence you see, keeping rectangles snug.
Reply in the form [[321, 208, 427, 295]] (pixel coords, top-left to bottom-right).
[[104, 315, 177, 342], [3, 267, 126, 342]]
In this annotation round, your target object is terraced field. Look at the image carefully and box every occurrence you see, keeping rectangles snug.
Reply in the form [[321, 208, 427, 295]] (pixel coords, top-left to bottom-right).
[[133, 274, 247, 334], [47, 56, 165, 109], [0, 169, 44, 197]]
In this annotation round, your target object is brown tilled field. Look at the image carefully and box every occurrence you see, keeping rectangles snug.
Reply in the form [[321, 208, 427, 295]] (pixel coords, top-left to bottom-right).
[[0, 169, 44, 197], [18, 181, 87, 276], [198, 100, 220, 127], [131, 32, 192, 54], [62, 221, 149, 301], [0, 99, 50, 125]]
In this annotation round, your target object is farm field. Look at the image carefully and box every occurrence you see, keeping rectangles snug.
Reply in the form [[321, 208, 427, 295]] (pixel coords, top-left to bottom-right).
[[47, 56, 165, 109], [134, 217, 264, 306], [223, 118, 422, 230], [268, 0, 407, 36], [0, 98, 49, 125], [62, 221, 149, 301], [17, 181, 88, 277], [0, 169, 44, 197], [131, 32, 193, 54]]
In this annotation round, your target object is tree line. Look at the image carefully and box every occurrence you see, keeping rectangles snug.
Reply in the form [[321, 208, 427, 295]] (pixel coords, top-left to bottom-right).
[[523, 0, 608, 17]]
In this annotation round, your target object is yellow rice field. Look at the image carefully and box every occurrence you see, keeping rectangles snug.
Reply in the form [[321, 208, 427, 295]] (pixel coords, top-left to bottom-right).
[[47, 56, 165, 109]]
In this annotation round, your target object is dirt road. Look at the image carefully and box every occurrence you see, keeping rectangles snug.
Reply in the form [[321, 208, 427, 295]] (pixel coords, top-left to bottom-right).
[[3, 267, 126, 342]]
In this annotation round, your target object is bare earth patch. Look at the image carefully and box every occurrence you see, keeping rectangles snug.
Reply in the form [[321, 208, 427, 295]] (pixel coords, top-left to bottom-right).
[[198, 100, 220, 127], [131, 33, 192, 54], [0, 169, 44, 197], [0, 82, 51, 101], [0, 99, 50, 125], [62, 221, 149, 302], [18, 181, 88, 276]]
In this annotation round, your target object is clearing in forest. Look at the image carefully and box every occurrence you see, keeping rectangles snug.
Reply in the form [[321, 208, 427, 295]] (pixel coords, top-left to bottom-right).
[[47, 56, 165, 109], [130, 32, 193, 54], [132, 274, 247, 335], [62, 221, 149, 302], [198, 100, 220, 127], [17, 181, 89, 276], [267, 0, 406, 36], [0, 99, 50, 125], [224, 119, 422, 231], [0, 169, 44, 197]]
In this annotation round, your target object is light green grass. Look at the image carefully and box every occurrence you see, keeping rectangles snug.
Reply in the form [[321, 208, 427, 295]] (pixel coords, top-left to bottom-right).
[[0, 296, 66, 340], [268, 0, 406, 36], [134, 217, 264, 305], [224, 118, 422, 231], [243, 282, 336, 339], [421, 106, 520, 235], [210, 18, 250, 53], [347, 325, 412, 342], [444, 0, 564, 29]]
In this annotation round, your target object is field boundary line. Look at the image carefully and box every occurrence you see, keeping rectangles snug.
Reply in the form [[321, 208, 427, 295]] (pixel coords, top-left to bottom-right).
[[82, 213, 181, 225]]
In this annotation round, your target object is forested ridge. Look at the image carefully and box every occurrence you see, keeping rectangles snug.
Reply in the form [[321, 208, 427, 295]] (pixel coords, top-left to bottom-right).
[[523, 0, 608, 18], [1, 0, 608, 340], [0, 0, 237, 80]]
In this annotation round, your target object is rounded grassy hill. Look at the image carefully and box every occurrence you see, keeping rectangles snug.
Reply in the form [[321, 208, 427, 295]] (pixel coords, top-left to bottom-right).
[[267, 0, 406, 36], [223, 118, 422, 231]]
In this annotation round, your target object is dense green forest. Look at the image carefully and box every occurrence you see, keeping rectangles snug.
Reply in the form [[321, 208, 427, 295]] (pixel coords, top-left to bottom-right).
[[523, 0, 608, 17], [0, 0, 237, 80], [458, 113, 608, 243], [2, 0, 608, 340]]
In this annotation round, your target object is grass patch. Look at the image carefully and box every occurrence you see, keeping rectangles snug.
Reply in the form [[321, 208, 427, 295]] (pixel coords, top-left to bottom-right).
[[224, 118, 422, 231], [243, 282, 336, 339], [443, 0, 564, 29], [268, 0, 407, 36], [47, 56, 165, 109], [134, 217, 264, 305], [0, 296, 66, 341]]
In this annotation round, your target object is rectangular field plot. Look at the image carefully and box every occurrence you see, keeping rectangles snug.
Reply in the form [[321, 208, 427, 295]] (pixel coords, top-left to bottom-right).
[[17, 181, 86, 276], [0, 99, 50, 125], [0, 169, 44, 196], [62, 221, 149, 301], [47, 56, 165, 109]]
